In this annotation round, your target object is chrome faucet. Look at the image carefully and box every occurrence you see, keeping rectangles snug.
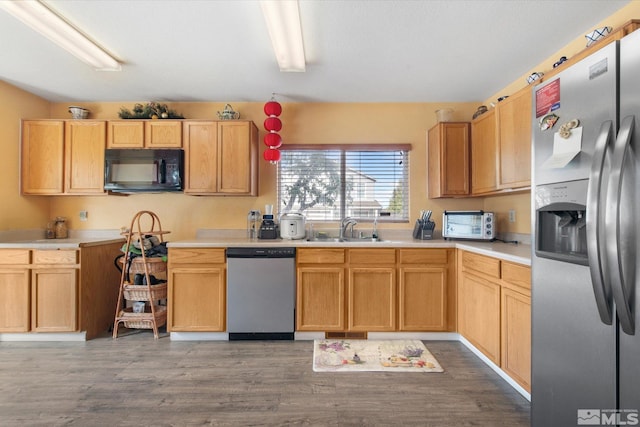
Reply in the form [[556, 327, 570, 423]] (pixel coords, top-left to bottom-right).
[[340, 217, 358, 240]]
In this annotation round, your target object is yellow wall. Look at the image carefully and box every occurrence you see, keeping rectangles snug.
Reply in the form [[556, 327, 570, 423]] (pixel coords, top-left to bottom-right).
[[480, 2, 640, 235], [47, 102, 484, 239], [0, 80, 51, 230]]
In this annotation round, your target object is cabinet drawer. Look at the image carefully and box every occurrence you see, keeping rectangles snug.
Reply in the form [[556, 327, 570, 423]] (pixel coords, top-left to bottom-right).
[[462, 251, 500, 278], [297, 248, 345, 264], [502, 261, 531, 290], [0, 249, 30, 265], [169, 248, 226, 265], [398, 248, 448, 265], [32, 250, 78, 265], [349, 248, 396, 265]]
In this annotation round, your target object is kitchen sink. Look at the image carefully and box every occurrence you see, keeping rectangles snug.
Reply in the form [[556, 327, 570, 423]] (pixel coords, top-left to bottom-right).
[[306, 237, 385, 243]]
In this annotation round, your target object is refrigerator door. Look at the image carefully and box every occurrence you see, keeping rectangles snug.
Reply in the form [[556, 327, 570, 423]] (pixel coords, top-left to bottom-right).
[[531, 257, 616, 427], [531, 41, 619, 426], [532, 42, 617, 187], [617, 28, 640, 412]]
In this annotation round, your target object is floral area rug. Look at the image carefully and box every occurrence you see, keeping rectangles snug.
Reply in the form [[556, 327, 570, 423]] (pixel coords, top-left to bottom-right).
[[313, 339, 444, 373]]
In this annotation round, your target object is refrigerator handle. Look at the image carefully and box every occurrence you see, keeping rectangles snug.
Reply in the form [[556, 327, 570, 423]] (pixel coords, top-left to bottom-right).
[[605, 115, 635, 335], [586, 120, 614, 325]]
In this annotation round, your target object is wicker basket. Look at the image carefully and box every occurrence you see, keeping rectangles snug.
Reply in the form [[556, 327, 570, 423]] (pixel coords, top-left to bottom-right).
[[123, 283, 167, 301], [120, 306, 167, 329], [120, 256, 166, 275]]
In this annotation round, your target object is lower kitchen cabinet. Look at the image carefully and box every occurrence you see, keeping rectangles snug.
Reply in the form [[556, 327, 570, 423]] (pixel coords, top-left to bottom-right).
[[501, 286, 531, 391], [458, 250, 531, 392], [297, 266, 345, 331], [0, 244, 122, 338], [296, 247, 455, 333], [168, 248, 226, 332], [348, 266, 396, 331], [31, 268, 78, 332], [0, 268, 30, 332], [296, 248, 346, 331], [458, 268, 502, 364]]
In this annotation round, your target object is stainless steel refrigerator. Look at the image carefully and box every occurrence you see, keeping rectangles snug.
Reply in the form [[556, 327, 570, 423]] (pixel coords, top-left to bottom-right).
[[531, 30, 640, 426]]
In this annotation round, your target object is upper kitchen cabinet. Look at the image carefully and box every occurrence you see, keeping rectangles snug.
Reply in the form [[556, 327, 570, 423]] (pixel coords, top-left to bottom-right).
[[107, 120, 182, 148], [21, 120, 106, 195], [427, 122, 470, 198], [183, 120, 258, 196], [471, 109, 498, 195], [495, 86, 532, 190]]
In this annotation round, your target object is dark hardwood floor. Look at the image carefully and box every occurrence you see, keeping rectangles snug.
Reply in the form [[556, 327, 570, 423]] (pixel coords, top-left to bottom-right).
[[0, 333, 530, 426]]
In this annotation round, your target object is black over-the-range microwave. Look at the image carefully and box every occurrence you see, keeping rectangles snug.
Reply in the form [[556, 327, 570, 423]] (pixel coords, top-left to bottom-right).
[[104, 149, 184, 193]]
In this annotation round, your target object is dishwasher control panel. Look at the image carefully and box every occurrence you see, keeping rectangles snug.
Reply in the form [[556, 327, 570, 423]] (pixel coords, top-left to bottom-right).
[[226, 247, 296, 258]]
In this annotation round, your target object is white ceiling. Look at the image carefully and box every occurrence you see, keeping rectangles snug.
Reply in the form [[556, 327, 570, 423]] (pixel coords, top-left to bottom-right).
[[0, 0, 630, 103]]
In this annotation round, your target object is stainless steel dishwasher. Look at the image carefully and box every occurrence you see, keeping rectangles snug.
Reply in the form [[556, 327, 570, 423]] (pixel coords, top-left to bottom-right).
[[226, 247, 296, 340]]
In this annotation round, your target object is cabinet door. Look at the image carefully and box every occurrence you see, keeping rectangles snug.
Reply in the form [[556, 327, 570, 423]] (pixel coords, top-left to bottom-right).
[[471, 109, 498, 194], [21, 120, 64, 194], [217, 121, 258, 195], [31, 268, 78, 332], [501, 287, 531, 391], [496, 87, 532, 189], [183, 121, 218, 194], [0, 269, 30, 332], [145, 121, 182, 148], [427, 122, 470, 198], [65, 121, 106, 194], [168, 266, 226, 331], [398, 266, 447, 331], [296, 267, 345, 331], [107, 121, 144, 148], [458, 271, 501, 364], [348, 267, 396, 331]]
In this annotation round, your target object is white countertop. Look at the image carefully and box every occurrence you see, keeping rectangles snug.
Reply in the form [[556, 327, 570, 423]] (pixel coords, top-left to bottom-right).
[[0, 229, 124, 249], [169, 230, 531, 265]]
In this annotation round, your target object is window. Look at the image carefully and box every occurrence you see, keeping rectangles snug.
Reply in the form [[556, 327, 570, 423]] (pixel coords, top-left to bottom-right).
[[277, 145, 410, 222]]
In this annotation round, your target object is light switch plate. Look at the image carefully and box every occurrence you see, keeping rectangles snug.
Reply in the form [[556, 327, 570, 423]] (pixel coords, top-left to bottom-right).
[[79, 210, 88, 221]]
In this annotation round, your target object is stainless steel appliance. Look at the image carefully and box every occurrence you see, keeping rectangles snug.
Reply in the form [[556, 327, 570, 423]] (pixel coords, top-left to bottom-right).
[[280, 212, 306, 240], [531, 30, 640, 426], [442, 210, 494, 240], [104, 149, 183, 193], [226, 247, 295, 340], [257, 214, 279, 239]]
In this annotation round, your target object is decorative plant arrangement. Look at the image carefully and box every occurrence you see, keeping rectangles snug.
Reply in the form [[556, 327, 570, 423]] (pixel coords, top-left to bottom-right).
[[118, 102, 184, 119]]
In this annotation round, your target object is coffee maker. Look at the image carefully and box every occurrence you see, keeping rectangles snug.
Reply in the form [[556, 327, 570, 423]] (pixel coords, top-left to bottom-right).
[[258, 204, 279, 239]]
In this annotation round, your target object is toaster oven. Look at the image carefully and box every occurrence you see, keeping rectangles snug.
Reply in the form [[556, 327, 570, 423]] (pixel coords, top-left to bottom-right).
[[442, 210, 495, 240]]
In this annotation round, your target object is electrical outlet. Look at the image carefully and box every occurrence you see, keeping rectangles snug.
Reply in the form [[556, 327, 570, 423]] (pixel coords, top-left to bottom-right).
[[509, 209, 516, 223], [79, 210, 88, 221]]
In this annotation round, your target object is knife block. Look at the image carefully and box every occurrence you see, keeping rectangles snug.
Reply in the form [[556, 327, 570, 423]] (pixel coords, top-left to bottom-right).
[[413, 219, 435, 240]]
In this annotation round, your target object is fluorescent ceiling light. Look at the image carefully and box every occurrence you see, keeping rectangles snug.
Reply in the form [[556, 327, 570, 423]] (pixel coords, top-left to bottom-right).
[[260, 0, 306, 72], [0, 0, 121, 71]]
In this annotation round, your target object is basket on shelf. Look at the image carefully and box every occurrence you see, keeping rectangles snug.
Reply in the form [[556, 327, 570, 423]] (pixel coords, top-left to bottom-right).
[[120, 256, 166, 275], [122, 283, 167, 301], [120, 306, 167, 329]]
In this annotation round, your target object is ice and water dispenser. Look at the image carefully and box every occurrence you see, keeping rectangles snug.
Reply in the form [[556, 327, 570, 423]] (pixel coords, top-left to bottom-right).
[[535, 180, 589, 265]]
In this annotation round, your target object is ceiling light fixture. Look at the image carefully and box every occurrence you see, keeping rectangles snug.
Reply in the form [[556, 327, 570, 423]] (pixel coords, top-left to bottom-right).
[[260, 0, 305, 72], [0, 0, 121, 71]]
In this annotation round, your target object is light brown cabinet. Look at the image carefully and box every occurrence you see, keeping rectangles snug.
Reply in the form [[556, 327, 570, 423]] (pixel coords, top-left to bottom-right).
[[348, 249, 396, 331], [0, 243, 122, 338], [471, 109, 498, 194], [107, 120, 182, 148], [21, 120, 105, 195], [183, 120, 258, 196], [296, 248, 346, 331], [168, 248, 226, 332], [427, 122, 470, 198], [296, 247, 456, 333], [458, 250, 531, 392], [398, 248, 453, 331], [0, 250, 31, 332], [496, 87, 532, 189]]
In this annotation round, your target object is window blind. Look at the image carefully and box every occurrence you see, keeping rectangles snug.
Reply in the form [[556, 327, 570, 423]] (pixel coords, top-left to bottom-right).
[[277, 147, 409, 222]]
